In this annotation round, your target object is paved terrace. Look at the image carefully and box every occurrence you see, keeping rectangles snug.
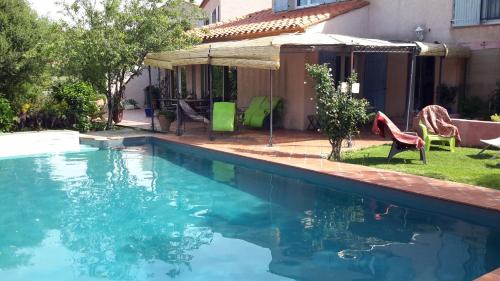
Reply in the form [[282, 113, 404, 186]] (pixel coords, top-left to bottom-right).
[[83, 111, 500, 213]]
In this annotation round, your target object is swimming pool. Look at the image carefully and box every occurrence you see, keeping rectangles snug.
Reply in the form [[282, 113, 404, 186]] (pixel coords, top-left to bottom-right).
[[0, 138, 498, 281]]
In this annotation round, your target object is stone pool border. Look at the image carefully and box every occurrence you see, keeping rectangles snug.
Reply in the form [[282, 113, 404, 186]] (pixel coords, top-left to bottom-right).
[[81, 133, 500, 212]]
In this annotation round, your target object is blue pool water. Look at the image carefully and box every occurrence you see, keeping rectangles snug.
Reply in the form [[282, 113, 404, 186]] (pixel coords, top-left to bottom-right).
[[0, 141, 498, 281]]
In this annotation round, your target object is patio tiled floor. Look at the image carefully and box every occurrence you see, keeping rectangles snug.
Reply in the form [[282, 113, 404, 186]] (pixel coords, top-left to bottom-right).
[[84, 117, 500, 212]]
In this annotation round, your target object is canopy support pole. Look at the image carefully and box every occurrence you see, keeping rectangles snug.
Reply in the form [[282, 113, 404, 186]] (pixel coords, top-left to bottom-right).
[[176, 67, 182, 136], [268, 70, 273, 147], [157, 67, 161, 86], [148, 66, 155, 132], [222, 66, 225, 102], [209, 65, 214, 141], [405, 51, 417, 131], [348, 49, 355, 148]]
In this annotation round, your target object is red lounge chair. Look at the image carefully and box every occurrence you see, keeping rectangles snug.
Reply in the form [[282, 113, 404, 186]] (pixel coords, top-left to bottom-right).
[[372, 112, 427, 164]]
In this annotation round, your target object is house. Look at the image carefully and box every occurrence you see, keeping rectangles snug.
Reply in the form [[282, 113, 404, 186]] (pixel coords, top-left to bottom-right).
[[145, 0, 500, 132], [124, 0, 271, 108], [199, 0, 271, 25]]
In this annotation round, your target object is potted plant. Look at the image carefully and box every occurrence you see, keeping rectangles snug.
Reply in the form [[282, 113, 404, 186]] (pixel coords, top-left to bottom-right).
[[144, 86, 161, 117], [157, 109, 176, 132], [124, 99, 139, 110], [112, 96, 124, 124]]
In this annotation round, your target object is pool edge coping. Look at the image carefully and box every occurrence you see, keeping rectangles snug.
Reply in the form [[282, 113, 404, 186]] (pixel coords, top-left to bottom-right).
[[79, 133, 500, 213], [80, 133, 500, 280]]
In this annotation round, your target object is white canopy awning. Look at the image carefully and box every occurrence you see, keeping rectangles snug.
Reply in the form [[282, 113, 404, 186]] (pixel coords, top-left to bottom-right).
[[415, 42, 471, 58], [144, 33, 469, 70]]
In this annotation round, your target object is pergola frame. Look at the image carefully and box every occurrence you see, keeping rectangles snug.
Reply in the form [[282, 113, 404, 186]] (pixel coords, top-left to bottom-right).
[[145, 33, 470, 144]]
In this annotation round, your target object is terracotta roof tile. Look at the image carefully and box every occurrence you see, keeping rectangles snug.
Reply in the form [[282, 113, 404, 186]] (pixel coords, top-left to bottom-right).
[[196, 0, 369, 42]]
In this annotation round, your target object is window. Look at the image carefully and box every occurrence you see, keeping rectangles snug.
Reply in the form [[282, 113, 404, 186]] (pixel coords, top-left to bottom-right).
[[273, 0, 288, 12], [209, 5, 220, 24], [296, 0, 336, 8], [481, 0, 500, 21], [453, 0, 500, 26], [297, 0, 323, 7], [211, 9, 217, 23]]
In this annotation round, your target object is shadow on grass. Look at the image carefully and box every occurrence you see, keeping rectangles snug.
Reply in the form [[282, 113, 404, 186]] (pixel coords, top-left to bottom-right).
[[428, 146, 452, 152], [475, 174, 500, 190], [485, 163, 500, 169], [467, 153, 495, 160], [343, 155, 424, 166]]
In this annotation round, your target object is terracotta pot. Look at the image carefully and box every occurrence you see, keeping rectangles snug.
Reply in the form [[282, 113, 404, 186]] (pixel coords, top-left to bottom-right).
[[158, 115, 173, 132], [113, 108, 124, 124]]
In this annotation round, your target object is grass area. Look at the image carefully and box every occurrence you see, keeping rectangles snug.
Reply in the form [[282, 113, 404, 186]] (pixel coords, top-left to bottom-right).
[[343, 144, 500, 189]]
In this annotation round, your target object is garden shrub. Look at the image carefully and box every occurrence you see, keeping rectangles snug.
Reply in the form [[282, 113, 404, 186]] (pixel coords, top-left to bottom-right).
[[460, 95, 487, 120], [0, 97, 15, 132], [489, 81, 500, 115], [52, 81, 100, 132], [306, 64, 370, 161]]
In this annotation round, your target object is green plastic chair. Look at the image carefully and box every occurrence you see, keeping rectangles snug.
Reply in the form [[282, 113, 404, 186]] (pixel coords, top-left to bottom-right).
[[419, 122, 456, 152], [243, 96, 282, 128], [212, 102, 236, 132]]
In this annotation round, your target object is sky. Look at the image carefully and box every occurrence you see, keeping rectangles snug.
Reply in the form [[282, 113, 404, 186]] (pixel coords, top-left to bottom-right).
[[30, 0, 66, 20], [30, 0, 204, 20]]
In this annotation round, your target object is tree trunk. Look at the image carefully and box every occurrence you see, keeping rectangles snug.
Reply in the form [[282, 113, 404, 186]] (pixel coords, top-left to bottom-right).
[[106, 77, 113, 129], [328, 139, 343, 161]]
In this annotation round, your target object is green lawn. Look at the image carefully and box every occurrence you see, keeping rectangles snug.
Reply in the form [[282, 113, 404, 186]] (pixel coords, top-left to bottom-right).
[[343, 145, 500, 190]]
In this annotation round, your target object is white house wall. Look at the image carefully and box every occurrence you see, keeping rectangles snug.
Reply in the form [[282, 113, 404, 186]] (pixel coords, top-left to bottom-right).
[[124, 68, 160, 108], [307, 0, 500, 101], [306, 6, 369, 37]]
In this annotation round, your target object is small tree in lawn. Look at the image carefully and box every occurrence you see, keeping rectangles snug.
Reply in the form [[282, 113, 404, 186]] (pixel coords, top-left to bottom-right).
[[60, 0, 203, 129], [306, 64, 370, 161]]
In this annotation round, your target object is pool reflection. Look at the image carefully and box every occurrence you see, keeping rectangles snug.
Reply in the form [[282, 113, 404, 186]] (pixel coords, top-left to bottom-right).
[[0, 144, 498, 281]]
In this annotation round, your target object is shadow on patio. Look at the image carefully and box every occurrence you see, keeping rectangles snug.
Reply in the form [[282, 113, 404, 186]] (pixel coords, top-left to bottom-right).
[[119, 109, 390, 160]]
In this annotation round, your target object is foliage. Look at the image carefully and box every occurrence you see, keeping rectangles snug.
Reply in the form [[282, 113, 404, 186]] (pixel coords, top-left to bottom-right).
[[343, 144, 500, 190], [158, 109, 176, 121], [125, 99, 139, 109], [60, 0, 203, 128], [0, 0, 61, 108], [491, 114, 500, 122], [0, 97, 15, 132], [460, 95, 487, 119], [306, 64, 370, 161], [144, 85, 161, 108], [436, 84, 457, 108], [52, 81, 100, 132], [489, 81, 500, 115]]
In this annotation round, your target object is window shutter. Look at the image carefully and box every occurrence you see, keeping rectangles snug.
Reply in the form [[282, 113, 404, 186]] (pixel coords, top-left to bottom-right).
[[273, 0, 288, 12], [453, 0, 481, 26]]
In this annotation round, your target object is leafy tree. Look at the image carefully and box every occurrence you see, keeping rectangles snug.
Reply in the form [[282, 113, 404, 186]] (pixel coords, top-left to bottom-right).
[[60, 0, 202, 128], [52, 81, 100, 132], [0, 97, 14, 132], [0, 0, 59, 107], [306, 64, 370, 161]]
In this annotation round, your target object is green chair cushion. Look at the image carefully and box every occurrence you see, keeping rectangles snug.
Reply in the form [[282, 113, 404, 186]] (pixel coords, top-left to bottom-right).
[[212, 102, 235, 132], [244, 96, 282, 128], [243, 96, 266, 126]]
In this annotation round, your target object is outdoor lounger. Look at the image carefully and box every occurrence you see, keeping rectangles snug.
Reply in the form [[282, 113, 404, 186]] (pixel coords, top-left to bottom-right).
[[243, 96, 282, 128], [477, 137, 500, 159], [212, 102, 236, 132], [372, 111, 427, 164]]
